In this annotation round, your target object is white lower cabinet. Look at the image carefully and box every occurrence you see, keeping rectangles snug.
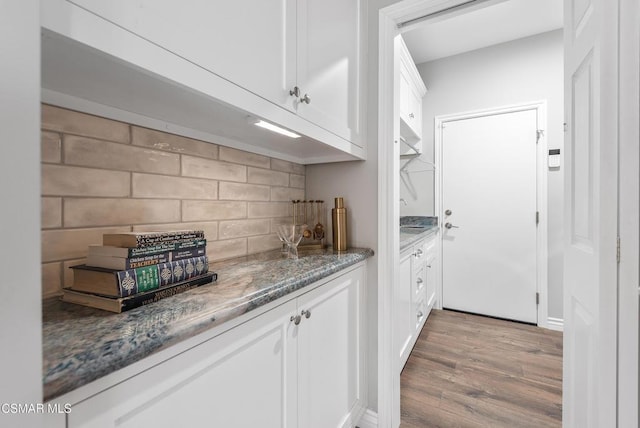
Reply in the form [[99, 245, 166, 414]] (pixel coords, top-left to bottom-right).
[[297, 267, 364, 428], [67, 265, 365, 428], [397, 232, 438, 371], [397, 248, 414, 370], [425, 239, 437, 311]]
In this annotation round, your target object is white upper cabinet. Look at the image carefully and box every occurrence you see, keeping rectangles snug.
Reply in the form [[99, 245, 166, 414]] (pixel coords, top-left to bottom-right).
[[68, 0, 298, 113], [41, 0, 366, 163], [397, 36, 427, 152], [296, 0, 362, 146]]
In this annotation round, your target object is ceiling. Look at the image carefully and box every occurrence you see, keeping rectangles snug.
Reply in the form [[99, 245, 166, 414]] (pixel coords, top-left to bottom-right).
[[402, 0, 563, 65]]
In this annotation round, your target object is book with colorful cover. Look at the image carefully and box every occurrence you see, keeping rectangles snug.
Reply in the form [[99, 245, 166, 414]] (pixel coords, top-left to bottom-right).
[[61, 272, 217, 313], [88, 239, 206, 258], [86, 246, 206, 270], [70, 255, 209, 297], [103, 230, 205, 248]]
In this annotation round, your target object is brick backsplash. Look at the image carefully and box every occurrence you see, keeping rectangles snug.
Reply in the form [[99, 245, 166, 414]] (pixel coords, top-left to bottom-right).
[[41, 104, 304, 298]]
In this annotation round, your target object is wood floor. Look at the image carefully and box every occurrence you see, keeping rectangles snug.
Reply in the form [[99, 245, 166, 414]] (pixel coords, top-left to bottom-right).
[[400, 309, 563, 428]]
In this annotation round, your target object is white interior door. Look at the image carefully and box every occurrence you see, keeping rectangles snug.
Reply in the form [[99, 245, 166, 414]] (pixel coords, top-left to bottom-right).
[[563, 0, 618, 426], [442, 108, 538, 323]]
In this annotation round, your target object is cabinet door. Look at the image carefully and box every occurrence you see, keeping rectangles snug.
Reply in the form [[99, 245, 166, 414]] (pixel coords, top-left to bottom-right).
[[426, 246, 437, 311], [408, 87, 423, 138], [397, 253, 413, 370], [296, 0, 362, 146], [68, 0, 297, 111], [68, 300, 298, 428], [296, 266, 363, 428], [399, 70, 411, 122]]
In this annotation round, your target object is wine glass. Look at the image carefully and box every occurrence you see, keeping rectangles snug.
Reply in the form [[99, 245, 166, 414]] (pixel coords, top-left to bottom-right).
[[276, 224, 304, 259]]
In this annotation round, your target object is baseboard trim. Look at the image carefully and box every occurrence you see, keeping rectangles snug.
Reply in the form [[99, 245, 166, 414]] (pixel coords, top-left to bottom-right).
[[356, 409, 378, 428], [546, 317, 564, 332]]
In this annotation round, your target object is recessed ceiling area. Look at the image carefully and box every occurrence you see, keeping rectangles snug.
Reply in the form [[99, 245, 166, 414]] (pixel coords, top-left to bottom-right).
[[402, 0, 563, 65]]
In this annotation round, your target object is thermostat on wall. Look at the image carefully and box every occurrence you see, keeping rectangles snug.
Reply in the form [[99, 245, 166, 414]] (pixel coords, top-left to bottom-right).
[[548, 149, 561, 168]]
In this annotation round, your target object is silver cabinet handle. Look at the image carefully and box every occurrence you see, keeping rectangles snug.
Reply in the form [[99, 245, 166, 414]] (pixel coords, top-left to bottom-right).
[[290, 314, 301, 325], [417, 311, 423, 318], [300, 94, 311, 104], [409, 113, 414, 118], [415, 249, 423, 257], [426, 264, 432, 268], [416, 277, 423, 284], [444, 222, 459, 229], [301, 309, 311, 319], [289, 86, 300, 97]]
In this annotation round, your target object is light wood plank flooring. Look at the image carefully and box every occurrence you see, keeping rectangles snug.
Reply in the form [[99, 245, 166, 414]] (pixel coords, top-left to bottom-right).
[[401, 309, 563, 428]]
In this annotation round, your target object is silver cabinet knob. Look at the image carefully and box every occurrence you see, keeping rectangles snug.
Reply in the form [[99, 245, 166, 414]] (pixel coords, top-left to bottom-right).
[[414, 248, 423, 257], [290, 314, 301, 325], [416, 277, 423, 284], [300, 94, 311, 104], [445, 209, 452, 216], [409, 113, 414, 118], [289, 86, 300, 97], [301, 309, 311, 319], [445, 222, 459, 229], [417, 311, 423, 318]]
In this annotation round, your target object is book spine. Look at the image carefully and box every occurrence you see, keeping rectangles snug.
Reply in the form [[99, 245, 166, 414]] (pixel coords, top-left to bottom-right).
[[120, 273, 217, 312], [125, 253, 170, 269], [171, 246, 207, 261], [134, 232, 205, 247], [115, 255, 208, 297], [127, 239, 206, 257], [157, 256, 209, 287], [121, 247, 206, 269], [116, 265, 160, 297]]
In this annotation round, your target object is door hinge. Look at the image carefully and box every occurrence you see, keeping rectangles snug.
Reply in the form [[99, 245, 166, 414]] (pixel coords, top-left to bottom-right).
[[536, 211, 539, 225], [536, 292, 540, 305], [536, 130, 544, 143], [617, 236, 621, 263]]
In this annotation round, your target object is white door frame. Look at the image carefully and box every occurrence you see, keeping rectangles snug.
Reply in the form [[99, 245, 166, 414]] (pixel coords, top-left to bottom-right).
[[433, 101, 550, 328], [617, 0, 639, 424]]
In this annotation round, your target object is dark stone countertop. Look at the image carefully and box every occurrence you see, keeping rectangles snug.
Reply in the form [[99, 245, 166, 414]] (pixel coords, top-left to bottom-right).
[[43, 247, 374, 401], [399, 216, 438, 251]]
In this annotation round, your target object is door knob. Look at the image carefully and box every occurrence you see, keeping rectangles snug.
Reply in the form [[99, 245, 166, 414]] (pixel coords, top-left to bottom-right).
[[445, 222, 459, 229]]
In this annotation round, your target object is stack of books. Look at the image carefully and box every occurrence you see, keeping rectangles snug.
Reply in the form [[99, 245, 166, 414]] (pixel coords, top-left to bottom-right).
[[62, 230, 217, 313]]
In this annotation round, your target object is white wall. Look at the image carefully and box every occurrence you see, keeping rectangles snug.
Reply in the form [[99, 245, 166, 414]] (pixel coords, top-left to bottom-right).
[[401, 29, 564, 319], [0, 1, 43, 426]]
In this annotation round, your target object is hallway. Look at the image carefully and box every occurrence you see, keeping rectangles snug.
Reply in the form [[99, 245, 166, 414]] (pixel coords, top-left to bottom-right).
[[400, 310, 563, 427]]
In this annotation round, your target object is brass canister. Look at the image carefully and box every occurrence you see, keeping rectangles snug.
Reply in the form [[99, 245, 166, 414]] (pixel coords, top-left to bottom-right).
[[332, 197, 347, 251]]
